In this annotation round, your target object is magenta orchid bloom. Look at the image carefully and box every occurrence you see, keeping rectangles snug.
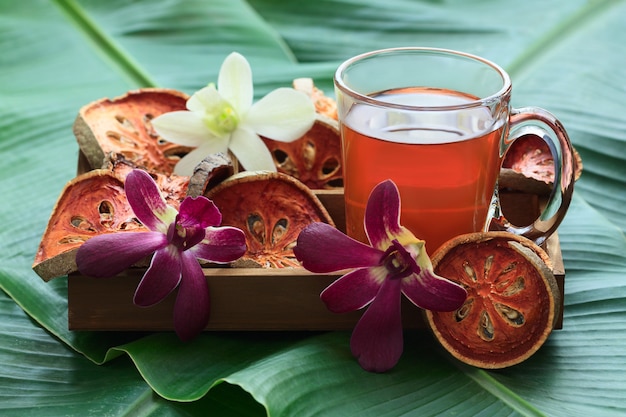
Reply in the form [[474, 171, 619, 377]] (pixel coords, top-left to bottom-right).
[[76, 169, 246, 341], [294, 179, 467, 372]]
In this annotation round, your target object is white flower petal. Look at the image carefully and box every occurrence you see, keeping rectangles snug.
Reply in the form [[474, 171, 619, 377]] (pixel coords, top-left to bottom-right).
[[174, 139, 230, 176], [218, 52, 253, 115], [229, 127, 277, 172], [152, 111, 213, 147], [244, 88, 315, 142], [187, 85, 222, 113]]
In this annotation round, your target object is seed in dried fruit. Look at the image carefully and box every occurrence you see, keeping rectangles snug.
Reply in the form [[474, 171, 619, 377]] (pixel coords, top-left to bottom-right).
[[424, 231, 560, 369]]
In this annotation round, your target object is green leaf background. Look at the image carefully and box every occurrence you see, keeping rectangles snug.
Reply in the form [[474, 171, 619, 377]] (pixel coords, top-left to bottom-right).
[[1, 0, 625, 415]]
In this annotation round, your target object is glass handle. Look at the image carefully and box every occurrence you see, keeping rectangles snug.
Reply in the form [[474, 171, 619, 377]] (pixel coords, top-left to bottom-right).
[[490, 107, 577, 246]]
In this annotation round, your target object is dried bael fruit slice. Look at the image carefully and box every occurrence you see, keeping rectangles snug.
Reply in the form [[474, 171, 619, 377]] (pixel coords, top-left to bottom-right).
[[33, 166, 188, 281], [503, 135, 556, 184], [205, 171, 335, 268], [500, 134, 583, 193], [424, 231, 560, 369], [73, 88, 192, 175], [33, 170, 147, 281], [104, 154, 189, 207], [261, 115, 343, 189]]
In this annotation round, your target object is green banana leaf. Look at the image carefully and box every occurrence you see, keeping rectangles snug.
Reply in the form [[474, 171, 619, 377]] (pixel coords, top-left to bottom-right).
[[1, 0, 625, 415]]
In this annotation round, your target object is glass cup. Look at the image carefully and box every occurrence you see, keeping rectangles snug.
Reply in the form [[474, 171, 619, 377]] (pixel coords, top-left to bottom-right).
[[334, 47, 575, 252]]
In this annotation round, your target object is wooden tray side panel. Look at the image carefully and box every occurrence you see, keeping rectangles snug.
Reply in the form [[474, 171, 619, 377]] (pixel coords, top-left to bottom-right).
[[68, 269, 425, 331], [67, 186, 564, 331]]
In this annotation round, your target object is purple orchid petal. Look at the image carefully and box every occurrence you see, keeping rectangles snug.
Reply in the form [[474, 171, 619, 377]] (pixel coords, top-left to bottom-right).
[[173, 251, 210, 341], [350, 278, 404, 373], [294, 222, 382, 273], [365, 180, 404, 249], [134, 245, 182, 307], [320, 267, 386, 313], [189, 226, 246, 263], [125, 170, 176, 233], [401, 269, 467, 312], [76, 232, 167, 278], [178, 196, 222, 229]]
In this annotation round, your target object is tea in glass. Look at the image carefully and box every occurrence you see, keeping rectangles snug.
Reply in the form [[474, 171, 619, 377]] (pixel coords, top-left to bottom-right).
[[335, 48, 575, 251]]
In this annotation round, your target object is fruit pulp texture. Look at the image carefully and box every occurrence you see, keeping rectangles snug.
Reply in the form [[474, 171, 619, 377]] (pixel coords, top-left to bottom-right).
[[342, 88, 504, 253]]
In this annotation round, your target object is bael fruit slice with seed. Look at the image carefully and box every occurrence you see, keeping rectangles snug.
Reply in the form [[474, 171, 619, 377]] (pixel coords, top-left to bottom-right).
[[205, 171, 335, 268], [261, 115, 343, 189], [33, 167, 186, 281], [73, 88, 192, 175], [33, 170, 147, 281], [424, 231, 560, 369]]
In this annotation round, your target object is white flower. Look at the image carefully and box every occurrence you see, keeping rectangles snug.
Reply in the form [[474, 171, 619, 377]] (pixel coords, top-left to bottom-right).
[[152, 52, 316, 176]]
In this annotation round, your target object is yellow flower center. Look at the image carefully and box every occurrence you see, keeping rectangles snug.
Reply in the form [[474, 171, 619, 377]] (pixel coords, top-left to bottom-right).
[[202, 100, 240, 136]]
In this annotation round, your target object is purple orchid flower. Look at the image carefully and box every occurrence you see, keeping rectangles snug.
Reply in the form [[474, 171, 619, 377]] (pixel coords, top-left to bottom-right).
[[294, 179, 467, 372], [76, 169, 246, 341]]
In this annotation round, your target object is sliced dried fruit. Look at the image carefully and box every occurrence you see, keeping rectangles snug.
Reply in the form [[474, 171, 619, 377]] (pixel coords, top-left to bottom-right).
[[33, 165, 188, 281], [104, 153, 188, 207], [424, 232, 560, 369], [261, 115, 343, 189], [205, 171, 335, 268], [73, 88, 192, 175], [503, 135, 555, 184], [502, 134, 583, 186], [33, 170, 147, 281]]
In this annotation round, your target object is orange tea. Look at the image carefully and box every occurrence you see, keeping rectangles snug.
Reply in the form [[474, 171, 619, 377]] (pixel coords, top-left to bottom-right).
[[342, 87, 504, 252]]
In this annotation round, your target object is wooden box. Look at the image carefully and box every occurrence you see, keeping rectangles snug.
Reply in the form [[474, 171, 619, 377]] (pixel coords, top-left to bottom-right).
[[67, 185, 565, 332]]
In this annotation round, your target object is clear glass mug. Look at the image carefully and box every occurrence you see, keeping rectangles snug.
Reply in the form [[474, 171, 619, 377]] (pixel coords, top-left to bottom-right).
[[334, 47, 576, 252]]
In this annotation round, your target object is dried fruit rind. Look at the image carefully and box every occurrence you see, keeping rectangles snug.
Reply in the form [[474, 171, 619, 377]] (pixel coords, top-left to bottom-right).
[[186, 153, 234, 198], [425, 232, 560, 369], [206, 171, 335, 268], [73, 88, 192, 175]]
